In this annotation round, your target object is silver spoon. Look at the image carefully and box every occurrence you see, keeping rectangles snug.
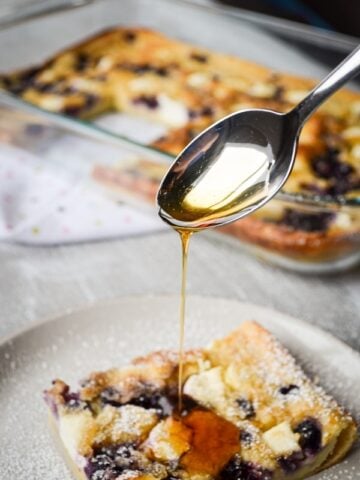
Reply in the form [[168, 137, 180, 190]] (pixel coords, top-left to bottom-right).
[[157, 45, 360, 231]]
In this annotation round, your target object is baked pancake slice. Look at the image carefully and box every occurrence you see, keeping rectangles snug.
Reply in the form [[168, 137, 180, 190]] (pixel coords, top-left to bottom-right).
[[44, 322, 357, 480]]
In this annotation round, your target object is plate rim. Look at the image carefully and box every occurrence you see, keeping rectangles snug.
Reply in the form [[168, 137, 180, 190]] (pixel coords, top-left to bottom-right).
[[1, 293, 360, 364], [1, 294, 359, 479]]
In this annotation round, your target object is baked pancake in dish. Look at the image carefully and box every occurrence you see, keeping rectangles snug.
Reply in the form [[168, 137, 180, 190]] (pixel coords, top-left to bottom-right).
[[2, 27, 359, 264], [44, 321, 357, 480]]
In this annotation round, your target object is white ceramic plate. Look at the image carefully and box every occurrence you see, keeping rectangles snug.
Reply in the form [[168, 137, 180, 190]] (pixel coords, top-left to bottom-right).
[[0, 295, 359, 479]]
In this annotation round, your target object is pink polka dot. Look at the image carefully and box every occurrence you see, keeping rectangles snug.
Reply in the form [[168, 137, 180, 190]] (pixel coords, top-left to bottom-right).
[[5, 171, 14, 180], [123, 215, 132, 224], [62, 226, 71, 235], [3, 194, 12, 203], [6, 224, 13, 231]]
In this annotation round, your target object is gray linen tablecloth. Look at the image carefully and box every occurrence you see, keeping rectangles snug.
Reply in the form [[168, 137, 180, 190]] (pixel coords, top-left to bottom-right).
[[0, 231, 359, 350]]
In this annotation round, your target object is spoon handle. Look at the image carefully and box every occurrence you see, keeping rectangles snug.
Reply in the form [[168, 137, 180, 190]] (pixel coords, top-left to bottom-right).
[[292, 44, 360, 126]]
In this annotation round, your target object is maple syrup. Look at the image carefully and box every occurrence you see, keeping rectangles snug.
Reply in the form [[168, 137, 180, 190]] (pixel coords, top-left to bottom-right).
[[180, 409, 240, 475], [177, 229, 192, 411]]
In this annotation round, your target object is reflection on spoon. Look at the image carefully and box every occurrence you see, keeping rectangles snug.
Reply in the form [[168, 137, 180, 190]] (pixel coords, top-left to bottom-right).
[[183, 143, 273, 213]]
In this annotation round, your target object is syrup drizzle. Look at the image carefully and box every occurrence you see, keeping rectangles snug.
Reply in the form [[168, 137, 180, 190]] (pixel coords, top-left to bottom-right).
[[177, 229, 192, 411]]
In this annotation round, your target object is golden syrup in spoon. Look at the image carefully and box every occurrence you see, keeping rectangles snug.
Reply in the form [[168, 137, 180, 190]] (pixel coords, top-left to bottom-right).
[[159, 142, 274, 230]]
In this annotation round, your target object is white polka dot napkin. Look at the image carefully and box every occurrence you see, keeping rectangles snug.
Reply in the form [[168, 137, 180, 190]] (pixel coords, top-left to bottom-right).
[[0, 143, 165, 245]]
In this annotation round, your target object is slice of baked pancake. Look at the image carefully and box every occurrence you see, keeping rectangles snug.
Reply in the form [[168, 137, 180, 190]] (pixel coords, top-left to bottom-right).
[[44, 321, 357, 480]]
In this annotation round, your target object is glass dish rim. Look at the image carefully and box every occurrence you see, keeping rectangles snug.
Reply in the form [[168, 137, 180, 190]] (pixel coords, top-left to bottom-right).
[[0, 0, 359, 209]]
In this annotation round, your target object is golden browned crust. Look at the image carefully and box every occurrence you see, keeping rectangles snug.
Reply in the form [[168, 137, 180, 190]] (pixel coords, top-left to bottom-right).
[[78, 349, 205, 403], [219, 216, 360, 261]]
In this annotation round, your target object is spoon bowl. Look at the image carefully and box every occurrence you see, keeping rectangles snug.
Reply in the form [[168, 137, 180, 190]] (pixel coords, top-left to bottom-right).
[[157, 108, 298, 230]]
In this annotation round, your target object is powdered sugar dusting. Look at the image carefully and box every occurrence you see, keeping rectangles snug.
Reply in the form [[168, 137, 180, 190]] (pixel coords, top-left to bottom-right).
[[0, 296, 359, 478]]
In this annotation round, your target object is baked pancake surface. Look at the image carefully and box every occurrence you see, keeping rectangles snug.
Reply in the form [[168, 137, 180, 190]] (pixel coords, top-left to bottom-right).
[[44, 321, 357, 480]]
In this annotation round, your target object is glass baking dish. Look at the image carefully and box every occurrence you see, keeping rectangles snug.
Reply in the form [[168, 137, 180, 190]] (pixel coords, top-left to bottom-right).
[[0, 0, 359, 272]]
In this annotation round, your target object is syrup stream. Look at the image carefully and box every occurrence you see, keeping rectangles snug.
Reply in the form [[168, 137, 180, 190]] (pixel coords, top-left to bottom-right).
[[177, 229, 192, 411]]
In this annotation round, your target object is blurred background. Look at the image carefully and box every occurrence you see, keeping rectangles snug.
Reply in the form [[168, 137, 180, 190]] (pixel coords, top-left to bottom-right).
[[218, 0, 360, 37], [1, 0, 359, 37]]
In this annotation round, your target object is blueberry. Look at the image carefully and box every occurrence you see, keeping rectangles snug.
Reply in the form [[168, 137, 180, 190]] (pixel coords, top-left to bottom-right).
[[129, 391, 173, 417], [131, 63, 152, 74], [239, 430, 253, 445], [85, 444, 138, 480], [278, 451, 305, 473], [76, 52, 90, 72], [294, 418, 322, 454], [7, 67, 40, 94], [8, 84, 27, 95], [235, 398, 255, 419], [189, 106, 214, 118], [280, 209, 335, 232], [84, 93, 98, 110], [103, 468, 124, 480], [62, 94, 98, 117], [179, 394, 198, 416], [62, 85, 78, 95], [123, 31, 137, 43], [100, 386, 182, 417], [132, 95, 159, 109], [62, 105, 83, 117], [63, 391, 89, 410], [278, 384, 299, 395], [34, 82, 55, 93], [142, 65, 168, 76], [326, 177, 359, 196], [100, 387, 123, 407], [272, 85, 284, 102], [155, 66, 169, 77], [201, 106, 214, 116], [119, 63, 168, 77], [84, 452, 114, 478], [114, 444, 133, 459], [308, 147, 359, 196], [219, 457, 272, 480], [311, 148, 354, 180], [19, 67, 40, 85], [0, 76, 10, 87], [190, 53, 208, 63]]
